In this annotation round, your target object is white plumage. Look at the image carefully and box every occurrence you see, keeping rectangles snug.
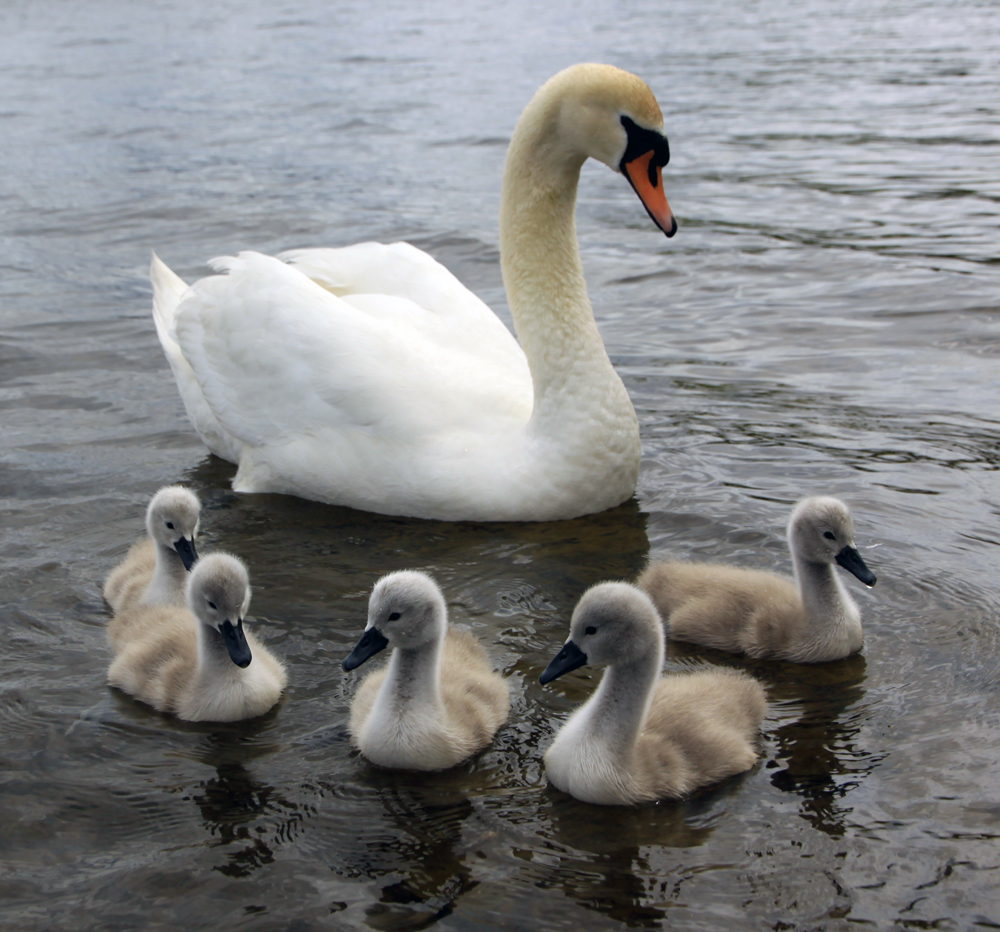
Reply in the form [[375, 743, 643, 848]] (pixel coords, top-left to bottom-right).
[[150, 63, 677, 521]]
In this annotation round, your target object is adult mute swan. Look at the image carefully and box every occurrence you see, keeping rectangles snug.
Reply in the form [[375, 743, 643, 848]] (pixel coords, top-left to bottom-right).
[[151, 63, 676, 521], [103, 485, 200, 616], [107, 553, 286, 722], [540, 582, 767, 805], [637, 497, 878, 663], [342, 571, 509, 770]]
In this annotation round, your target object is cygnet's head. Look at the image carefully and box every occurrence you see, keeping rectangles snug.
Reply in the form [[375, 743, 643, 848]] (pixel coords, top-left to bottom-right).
[[540, 582, 663, 685], [788, 496, 877, 586], [186, 553, 253, 668], [342, 570, 447, 672], [145, 485, 200, 570], [522, 63, 676, 237]]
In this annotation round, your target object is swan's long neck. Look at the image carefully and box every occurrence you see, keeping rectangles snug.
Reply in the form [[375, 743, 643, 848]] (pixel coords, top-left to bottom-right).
[[499, 96, 633, 436], [144, 543, 188, 605], [578, 644, 662, 762]]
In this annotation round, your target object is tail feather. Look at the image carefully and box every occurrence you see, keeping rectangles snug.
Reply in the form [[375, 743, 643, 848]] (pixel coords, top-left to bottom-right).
[[149, 252, 242, 464]]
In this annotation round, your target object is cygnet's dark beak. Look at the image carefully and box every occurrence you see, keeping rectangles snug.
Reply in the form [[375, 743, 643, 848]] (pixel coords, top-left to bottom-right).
[[220, 618, 252, 668], [343, 626, 389, 672], [539, 639, 588, 685], [173, 536, 198, 571], [835, 546, 877, 586]]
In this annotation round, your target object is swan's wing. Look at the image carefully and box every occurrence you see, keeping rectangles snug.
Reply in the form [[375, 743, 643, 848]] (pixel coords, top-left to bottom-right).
[[172, 251, 532, 450], [279, 241, 527, 372]]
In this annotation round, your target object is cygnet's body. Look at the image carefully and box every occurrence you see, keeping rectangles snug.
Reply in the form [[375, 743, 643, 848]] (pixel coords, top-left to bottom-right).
[[107, 553, 286, 722], [343, 571, 509, 771], [540, 583, 766, 806], [638, 496, 877, 663], [104, 486, 200, 622]]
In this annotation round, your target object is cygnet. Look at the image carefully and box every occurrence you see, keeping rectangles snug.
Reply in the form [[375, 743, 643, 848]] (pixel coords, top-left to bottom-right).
[[343, 570, 509, 771], [540, 582, 767, 805], [104, 485, 200, 620], [638, 496, 877, 663], [107, 552, 286, 722]]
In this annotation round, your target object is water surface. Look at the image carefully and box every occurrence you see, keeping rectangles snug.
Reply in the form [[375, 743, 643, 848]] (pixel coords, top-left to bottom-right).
[[2, 0, 1000, 928]]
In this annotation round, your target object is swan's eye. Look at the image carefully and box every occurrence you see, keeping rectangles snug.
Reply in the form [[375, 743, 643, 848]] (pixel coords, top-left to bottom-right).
[[207, 600, 217, 610], [585, 625, 597, 636], [166, 522, 175, 530], [388, 611, 401, 621], [823, 531, 836, 541]]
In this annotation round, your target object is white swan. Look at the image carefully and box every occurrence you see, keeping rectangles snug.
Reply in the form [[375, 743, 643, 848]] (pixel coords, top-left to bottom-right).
[[151, 63, 676, 521], [342, 570, 509, 770], [637, 496, 878, 663], [103, 485, 200, 618], [540, 582, 767, 805], [107, 553, 286, 722]]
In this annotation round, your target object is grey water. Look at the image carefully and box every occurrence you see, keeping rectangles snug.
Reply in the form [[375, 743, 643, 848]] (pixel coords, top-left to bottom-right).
[[2, 0, 999, 928]]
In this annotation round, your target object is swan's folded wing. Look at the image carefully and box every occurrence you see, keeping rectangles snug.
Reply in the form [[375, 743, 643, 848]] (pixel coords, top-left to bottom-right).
[[173, 251, 532, 449], [279, 241, 528, 373]]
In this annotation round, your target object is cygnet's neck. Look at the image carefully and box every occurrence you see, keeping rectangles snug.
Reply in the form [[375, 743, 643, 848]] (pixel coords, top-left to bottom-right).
[[579, 644, 662, 762], [378, 637, 445, 720], [499, 95, 630, 436], [792, 552, 855, 631], [195, 621, 242, 679], [143, 542, 188, 605]]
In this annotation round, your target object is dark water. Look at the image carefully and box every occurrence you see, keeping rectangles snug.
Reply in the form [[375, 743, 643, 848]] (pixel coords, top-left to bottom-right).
[[2, 0, 1000, 928]]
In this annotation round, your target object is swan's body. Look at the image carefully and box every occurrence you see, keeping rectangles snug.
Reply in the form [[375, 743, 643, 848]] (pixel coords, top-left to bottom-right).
[[103, 486, 200, 620], [107, 553, 286, 722], [540, 583, 767, 805], [151, 63, 676, 521], [638, 497, 877, 663], [343, 571, 509, 770]]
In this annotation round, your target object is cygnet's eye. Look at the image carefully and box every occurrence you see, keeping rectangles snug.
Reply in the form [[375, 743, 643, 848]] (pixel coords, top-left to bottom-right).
[[166, 521, 175, 530], [388, 611, 401, 621], [207, 600, 217, 610], [585, 625, 597, 636], [823, 531, 836, 541]]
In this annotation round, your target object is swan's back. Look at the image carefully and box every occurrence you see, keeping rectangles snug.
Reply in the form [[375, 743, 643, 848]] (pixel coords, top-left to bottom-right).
[[103, 539, 157, 617], [635, 668, 767, 800], [107, 603, 200, 712], [638, 561, 805, 656]]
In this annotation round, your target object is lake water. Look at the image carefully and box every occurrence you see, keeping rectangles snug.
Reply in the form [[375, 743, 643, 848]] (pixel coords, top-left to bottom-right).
[[2, 0, 1000, 928]]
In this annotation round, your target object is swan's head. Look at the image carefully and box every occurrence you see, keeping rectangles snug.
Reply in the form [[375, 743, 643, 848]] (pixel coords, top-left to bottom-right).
[[145, 485, 200, 570], [526, 63, 677, 237], [539, 582, 663, 684], [342, 570, 447, 672], [788, 496, 877, 586], [186, 553, 254, 668]]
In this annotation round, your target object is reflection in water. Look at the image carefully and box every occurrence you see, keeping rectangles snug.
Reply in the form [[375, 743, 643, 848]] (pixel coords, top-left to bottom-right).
[[185, 731, 309, 879], [182, 453, 652, 595], [512, 776, 739, 927], [760, 654, 880, 838], [319, 775, 481, 932]]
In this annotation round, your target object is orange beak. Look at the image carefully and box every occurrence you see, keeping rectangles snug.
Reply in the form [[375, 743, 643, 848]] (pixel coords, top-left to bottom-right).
[[622, 150, 677, 238]]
